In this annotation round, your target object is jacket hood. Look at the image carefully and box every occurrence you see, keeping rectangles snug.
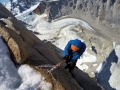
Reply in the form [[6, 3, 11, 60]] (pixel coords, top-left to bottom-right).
[[71, 39, 82, 48]]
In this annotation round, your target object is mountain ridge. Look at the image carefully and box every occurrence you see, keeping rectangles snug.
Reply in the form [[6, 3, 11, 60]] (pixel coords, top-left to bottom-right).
[[0, 2, 102, 90], [1, 0, 120, 89]]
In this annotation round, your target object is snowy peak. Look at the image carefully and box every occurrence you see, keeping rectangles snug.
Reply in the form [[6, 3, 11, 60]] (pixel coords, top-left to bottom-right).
[[5, 0, 40, 15]]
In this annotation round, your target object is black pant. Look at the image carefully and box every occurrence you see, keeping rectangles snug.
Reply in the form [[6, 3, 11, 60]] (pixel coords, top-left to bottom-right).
[[65, 60, 77, 72]]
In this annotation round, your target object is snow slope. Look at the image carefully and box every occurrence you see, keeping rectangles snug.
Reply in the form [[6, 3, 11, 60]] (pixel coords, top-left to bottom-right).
[[0, 36, 52, 90]]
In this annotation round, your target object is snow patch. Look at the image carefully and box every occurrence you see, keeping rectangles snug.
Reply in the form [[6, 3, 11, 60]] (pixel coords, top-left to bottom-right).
[[109, 63, 120, 90], [5, 2, 11, 11], [0, 36, 52, 90], [115, 44, 120, 62], [17, 65, 52, 90], [0, 36, 21, 90], [96, 63, 102, 73]]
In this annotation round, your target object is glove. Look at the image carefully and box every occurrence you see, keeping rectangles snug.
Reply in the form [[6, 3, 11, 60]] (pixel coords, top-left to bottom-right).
[[63, 55, 69, 60], [63, 55, 71, 63]]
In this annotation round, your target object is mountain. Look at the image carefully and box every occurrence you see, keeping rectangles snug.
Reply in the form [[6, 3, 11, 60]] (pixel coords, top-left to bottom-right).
[[43, 0, 120, 43], [5, 0, 40, 15], [0, 2, 102, 90], [1, 0, 120, 90]]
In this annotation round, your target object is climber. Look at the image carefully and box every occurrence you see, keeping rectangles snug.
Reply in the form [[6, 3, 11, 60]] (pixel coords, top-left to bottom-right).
[[63, 39, 86, 72]]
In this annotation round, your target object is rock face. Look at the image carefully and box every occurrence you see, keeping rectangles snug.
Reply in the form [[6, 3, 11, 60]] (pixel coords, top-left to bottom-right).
[[33, 1, 46, 15], [71, 68, 102, 90], [42, 0, 120, 43], [0, 3, 102, 90]]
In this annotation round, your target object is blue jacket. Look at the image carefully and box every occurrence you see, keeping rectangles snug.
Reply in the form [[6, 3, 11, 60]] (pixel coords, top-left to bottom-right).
[[64, 39, 86, 62]]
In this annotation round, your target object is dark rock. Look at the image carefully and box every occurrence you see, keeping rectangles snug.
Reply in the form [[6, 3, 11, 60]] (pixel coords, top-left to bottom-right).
[[71, 68, 102, 90], [33, 1, 46, 15]]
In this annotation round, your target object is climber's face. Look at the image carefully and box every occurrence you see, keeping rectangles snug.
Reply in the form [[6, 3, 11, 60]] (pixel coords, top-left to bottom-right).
[[71, 45, 80, 51]]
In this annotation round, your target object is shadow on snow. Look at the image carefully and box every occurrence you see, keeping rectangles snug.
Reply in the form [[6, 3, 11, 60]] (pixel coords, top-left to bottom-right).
[[95, 50, 118, 90]]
